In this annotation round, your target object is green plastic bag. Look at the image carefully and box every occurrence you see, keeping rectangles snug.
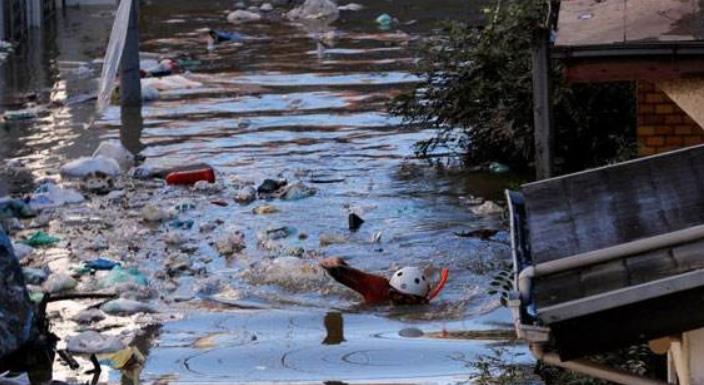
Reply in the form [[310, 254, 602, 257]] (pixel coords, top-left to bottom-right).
[[22, 231, 60, 247], [98, 266, 148, 289]]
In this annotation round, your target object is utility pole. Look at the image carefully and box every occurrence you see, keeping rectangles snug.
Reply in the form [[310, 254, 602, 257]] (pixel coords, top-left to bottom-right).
[[532, 27, 554, 180], [119, 0, 141, 107]]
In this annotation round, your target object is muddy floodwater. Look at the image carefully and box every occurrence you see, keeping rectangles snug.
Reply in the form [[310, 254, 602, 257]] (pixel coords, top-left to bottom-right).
[[0, 0, 531, 384]]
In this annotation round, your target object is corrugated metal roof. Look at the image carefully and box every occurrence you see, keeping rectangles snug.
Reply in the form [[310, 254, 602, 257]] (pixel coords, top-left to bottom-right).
[[555, 0, 704, 47]]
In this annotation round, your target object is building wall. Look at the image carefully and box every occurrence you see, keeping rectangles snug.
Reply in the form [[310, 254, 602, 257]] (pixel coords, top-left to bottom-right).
[[637, 81, 704, 156]]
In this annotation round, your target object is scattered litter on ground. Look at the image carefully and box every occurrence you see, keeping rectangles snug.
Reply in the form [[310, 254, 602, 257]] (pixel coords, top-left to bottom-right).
[[319, 233, 347, 246], [470, 201, 504, 216], [99, 266, 148, 289], [279, 182, 316, 200], [2, 106, 44, 121], [93, 140, 135, 171], [227, 10, 262, 24], [166, 167, 215, 185], [164, 231, 186, 245], [66, 331, 126, 354], [141, 74, 202, 91], [193, 179, 222, 193], [0, 199, 35, 220], [253, 204, 279, 215], [216, 230, 246, 255], [72, 308, 106, 324], [169, 219, 194, 230], [13, 243, 35, 260], [142, 205, 174, 222], [101, 298, 156, 315], [143, 59, 178, 77], [29, 183, 85, 210], [338, 3, 363, 11], [287, 0, 339, 23], [23, 267, 48, 285], [257, 179, 287, 195], [22, 231, 61, 247], [84, 257, 121, 271], [257, 226, 295, 244], [43, 273, 77, 294], [375, 13, 393, 29], [98, 346, 145, 369], [235, 185, 257, 204], [60, 156, 122, 178], [488, 162, 510, 174], [80, 172, 115, 195]]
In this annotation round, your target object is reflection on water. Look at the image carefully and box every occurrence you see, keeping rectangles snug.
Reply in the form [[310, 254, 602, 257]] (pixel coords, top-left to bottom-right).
[[143, 309, 529, 384], [323, 312, 346, 345]]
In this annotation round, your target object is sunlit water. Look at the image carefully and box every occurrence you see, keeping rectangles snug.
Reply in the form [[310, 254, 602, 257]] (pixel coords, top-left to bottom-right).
[[0, 1, 530, 383]]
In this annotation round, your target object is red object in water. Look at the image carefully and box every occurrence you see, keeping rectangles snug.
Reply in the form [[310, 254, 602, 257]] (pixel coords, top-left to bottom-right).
[[165, 167, 215, 185]]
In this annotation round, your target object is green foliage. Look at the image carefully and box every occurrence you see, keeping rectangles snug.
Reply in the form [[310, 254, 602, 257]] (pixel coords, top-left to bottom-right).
[[471, 347, 536, 385], [391, 0, 636, 173]]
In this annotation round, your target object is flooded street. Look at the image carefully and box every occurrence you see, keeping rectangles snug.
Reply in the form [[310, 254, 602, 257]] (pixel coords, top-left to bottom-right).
[[0, 0, 530, 383]]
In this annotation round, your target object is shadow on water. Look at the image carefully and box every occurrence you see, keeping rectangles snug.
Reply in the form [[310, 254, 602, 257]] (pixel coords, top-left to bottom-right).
[[323, 312, 346, 345]]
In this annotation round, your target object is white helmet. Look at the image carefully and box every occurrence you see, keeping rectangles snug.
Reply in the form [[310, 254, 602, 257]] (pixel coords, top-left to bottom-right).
[[389, 267, 431, 297]]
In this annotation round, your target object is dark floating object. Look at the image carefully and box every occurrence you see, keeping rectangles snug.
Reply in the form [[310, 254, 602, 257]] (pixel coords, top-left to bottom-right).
[[208, 29, 245, 43], [348, 213, 365, 231], [257, 179, 287, 195], [454, 229, 498, 240], [309, 178, 345, 184]]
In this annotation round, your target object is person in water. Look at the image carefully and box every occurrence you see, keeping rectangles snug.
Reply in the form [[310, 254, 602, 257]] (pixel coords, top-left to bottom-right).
[[320, 257, 448, 306]]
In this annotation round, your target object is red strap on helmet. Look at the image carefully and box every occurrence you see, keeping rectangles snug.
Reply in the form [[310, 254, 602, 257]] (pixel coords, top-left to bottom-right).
[[427, 268, 449, 301]]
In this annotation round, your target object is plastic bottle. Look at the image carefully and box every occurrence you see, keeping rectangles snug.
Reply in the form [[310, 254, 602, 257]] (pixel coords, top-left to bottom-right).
[[165, 167, 215, 185]]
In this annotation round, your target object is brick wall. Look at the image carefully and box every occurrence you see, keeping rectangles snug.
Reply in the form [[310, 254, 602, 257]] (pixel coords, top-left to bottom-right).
[[637, 81, 704, 156]]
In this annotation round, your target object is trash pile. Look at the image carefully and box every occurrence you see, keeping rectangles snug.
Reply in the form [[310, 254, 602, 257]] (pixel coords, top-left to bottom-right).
[[0, 138, 344, 376]]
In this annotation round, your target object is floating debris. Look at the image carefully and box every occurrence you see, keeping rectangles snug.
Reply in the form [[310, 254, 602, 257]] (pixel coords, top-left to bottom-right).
[[22, 231, 60, 247], [227, 10, 262, 24], [253, 205, 279, 215], [66, 331, 126, 354]]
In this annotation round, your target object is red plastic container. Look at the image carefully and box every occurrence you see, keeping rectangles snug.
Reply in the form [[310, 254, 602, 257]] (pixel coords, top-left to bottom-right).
[[165, 167, 215, 185]]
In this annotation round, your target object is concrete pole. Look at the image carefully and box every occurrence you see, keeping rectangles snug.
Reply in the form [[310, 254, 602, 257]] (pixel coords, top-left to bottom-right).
[[120, 106, 143, 156], [532, 27, 554, 180], [27, 0, 42, 28], [0, 0, 6, 41], [119, 0, 141, 107]]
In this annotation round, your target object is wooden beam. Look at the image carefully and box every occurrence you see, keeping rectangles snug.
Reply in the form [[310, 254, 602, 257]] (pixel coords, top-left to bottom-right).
[[564, 58, 704, 84], [532, 28, 554, 179]]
